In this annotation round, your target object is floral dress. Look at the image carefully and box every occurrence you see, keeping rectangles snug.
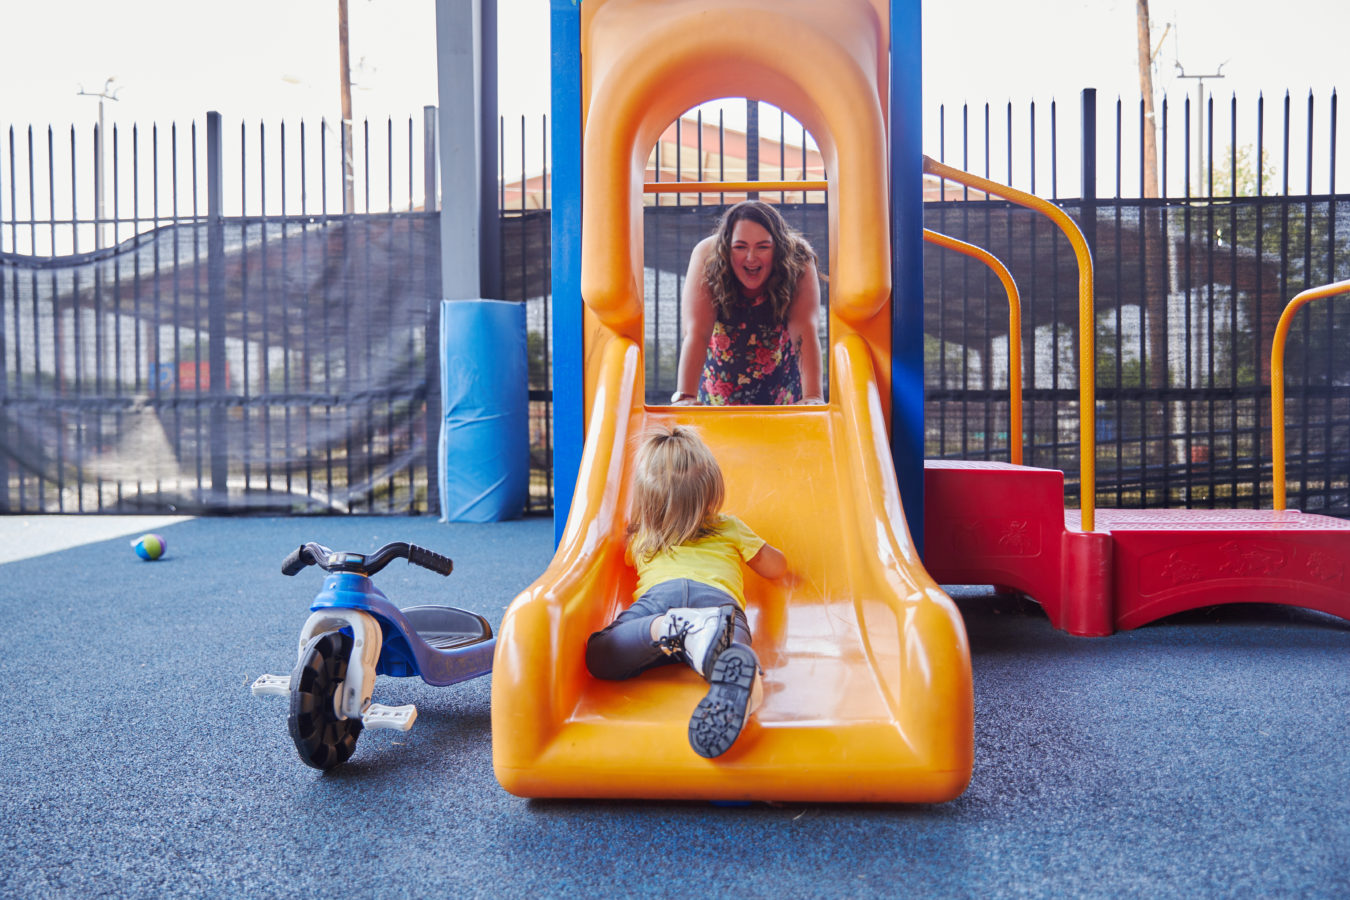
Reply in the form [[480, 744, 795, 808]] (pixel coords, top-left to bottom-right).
[[697, 293, 802, 405]]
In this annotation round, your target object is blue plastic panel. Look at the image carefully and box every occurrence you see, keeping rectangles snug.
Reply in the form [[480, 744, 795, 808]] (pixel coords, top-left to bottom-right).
[[891, 0, 925, 555], [550, 0, 584, 547]]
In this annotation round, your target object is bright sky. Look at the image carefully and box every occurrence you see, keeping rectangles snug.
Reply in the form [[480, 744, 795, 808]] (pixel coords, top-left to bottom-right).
[[0, 0, 1344, 200]]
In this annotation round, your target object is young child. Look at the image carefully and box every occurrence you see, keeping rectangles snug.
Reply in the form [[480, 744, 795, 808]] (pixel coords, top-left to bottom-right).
[[585, 425, 786, 758]]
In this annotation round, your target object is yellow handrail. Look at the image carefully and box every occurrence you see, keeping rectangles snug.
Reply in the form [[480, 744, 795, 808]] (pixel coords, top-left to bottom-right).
[[644, 180, 829, 194], [923, 228, 1023, 465], [923, 156, 1097, 530], [1269, 278, 1350, 510]]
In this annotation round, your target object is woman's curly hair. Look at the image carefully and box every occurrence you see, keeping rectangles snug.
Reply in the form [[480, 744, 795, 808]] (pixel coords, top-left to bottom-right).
[[703, 200, 817, 325]]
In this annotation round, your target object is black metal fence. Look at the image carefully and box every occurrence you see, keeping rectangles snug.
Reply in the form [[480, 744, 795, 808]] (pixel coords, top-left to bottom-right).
[[926, 196, 1348, 513], [1, 110, 444, 514], [3, 91, 1347, 517], [924, 90, 1347, 515]]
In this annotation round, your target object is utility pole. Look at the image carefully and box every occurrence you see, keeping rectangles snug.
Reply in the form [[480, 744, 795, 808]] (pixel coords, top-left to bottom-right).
[[338, 0, 355, 213], [1134, 4, 1171, 441], [1134, 0, 1163, 198], [77, 77, 120, 249]]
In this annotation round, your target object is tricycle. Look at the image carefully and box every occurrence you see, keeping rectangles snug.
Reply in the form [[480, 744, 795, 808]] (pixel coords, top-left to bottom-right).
[[252, 541, 494, 770]]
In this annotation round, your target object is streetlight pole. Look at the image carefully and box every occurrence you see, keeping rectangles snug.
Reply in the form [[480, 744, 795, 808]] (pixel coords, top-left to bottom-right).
[[338, 0, 355, 213], [1175, 61, 1226, 196], [77, 77, 120, 249]]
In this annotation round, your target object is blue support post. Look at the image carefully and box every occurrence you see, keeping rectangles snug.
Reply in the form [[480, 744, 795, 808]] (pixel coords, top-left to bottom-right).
[[439, 299, 529, 522], [435, 0, 527, 522], [890, 0, 925, 554], [550, 0, 584, 547], [479, 0, 502, 301]]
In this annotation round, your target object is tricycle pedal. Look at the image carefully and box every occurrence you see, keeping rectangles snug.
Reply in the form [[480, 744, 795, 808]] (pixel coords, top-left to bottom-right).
[[252, 673, 291, 697], [363, 703, 418, 731]]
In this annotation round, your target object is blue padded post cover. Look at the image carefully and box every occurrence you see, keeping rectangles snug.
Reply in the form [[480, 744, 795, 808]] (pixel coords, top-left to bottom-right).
[[439, 299, 529, 522]]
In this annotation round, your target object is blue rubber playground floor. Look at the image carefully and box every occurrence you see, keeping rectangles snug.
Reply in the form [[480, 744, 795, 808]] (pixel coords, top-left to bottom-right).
[[2, 514, 1347, 897]]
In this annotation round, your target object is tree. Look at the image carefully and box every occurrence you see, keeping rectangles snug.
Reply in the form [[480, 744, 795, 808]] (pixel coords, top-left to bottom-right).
[[1210, 144, 1278, 198], [1201, 143, 1350, 387]]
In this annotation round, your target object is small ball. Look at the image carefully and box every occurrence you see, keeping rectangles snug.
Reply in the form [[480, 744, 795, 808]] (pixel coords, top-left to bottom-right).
[[132, 533, 167, 561]]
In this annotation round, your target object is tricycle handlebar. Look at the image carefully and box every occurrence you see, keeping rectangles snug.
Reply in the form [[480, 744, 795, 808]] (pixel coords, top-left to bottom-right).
[[281, 541, 454, 578]]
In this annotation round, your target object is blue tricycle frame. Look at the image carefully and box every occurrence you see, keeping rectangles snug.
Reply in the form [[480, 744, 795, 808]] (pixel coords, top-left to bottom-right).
[[252, 541, 495, 770]]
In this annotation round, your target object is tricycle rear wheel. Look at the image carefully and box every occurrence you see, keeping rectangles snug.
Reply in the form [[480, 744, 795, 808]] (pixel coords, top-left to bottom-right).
[[287, 630, 363, 770]]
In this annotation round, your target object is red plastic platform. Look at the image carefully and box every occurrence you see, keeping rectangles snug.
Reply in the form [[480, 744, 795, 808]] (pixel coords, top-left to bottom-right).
[[924, 460, 1350, 635]]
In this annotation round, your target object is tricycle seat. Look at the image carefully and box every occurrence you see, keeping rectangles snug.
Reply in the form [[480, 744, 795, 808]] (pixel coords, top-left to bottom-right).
[[400, 605, 493, 650]]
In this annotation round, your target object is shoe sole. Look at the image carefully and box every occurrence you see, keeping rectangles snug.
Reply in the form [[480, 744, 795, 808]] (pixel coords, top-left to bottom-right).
[[695, 606, 738, 678], [689, 643, 757, 758]]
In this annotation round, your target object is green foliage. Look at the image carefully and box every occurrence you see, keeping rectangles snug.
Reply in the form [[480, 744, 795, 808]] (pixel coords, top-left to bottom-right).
[[1193, 144, 1350, 387], [1094, 313, 1143, 389], [1210, 144, 1279, 198]]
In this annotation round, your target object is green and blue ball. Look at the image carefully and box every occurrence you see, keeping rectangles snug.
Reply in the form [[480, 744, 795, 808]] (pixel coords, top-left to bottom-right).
[[132, 533, 167, 561]]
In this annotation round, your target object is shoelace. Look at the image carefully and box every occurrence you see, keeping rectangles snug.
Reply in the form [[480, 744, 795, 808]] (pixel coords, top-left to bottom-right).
[[652, 615, 694, 657]]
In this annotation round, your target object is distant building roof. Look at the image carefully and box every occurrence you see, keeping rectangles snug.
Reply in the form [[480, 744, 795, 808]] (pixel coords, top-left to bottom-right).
[[500, 115, 993, 209]]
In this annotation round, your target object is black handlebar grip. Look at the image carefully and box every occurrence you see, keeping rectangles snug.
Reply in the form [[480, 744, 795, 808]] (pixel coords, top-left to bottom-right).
[[407, 544, 454, 576], [281, 546, 311, 576]]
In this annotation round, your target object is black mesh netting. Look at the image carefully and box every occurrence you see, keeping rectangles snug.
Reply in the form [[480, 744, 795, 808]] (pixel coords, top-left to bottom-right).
[[1, 215, 443, 514], [4, 197, 1347, 516]]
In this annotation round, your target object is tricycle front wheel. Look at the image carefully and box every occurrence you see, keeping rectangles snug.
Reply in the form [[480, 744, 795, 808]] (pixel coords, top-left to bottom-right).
[[287, 630, 363, 770]]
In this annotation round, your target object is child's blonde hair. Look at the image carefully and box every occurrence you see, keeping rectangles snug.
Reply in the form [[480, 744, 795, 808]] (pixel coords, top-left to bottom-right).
[[628, 426, 725, 562]]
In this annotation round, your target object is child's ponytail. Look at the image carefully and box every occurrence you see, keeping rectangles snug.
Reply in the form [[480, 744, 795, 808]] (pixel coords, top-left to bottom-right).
[[628, 426, 725, 562]]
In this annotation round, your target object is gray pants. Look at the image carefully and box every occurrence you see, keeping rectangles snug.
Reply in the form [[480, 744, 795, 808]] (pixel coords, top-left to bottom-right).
[[585, 578, 752, 681]]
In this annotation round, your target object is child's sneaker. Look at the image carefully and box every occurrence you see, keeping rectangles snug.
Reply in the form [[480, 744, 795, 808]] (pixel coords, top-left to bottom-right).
[[653, 605, 737, 679], [688, 643, 759, 758]]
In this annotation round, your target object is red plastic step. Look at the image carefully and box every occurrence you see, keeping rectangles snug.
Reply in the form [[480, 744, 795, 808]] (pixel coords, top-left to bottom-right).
[[925, 460, 1350, 635], [924, 461, 1109, 634], [1080, 507, 1350, 630]]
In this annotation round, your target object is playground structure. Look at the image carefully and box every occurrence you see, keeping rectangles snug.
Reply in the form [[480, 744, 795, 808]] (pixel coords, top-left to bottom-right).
[[920, 148, 1350, 635], [490, 0, 1350, 803]]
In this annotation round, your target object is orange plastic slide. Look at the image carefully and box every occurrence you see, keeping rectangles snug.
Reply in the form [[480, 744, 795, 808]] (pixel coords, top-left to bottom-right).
[[490, 0, 973, 802]]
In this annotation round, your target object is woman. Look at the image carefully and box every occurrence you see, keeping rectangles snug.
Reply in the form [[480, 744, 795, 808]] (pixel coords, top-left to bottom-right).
[[671, 200, 823, 406]]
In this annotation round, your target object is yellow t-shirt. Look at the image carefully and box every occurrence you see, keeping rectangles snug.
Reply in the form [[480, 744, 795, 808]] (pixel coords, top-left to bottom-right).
[[630, 514, 766, 608]]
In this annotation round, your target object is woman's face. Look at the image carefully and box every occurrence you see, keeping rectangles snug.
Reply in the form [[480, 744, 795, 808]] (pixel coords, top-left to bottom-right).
[[729, 218, 774, 297]]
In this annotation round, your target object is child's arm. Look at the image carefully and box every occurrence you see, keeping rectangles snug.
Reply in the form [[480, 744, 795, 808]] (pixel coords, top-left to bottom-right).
[[747, 542, 787, 580]]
